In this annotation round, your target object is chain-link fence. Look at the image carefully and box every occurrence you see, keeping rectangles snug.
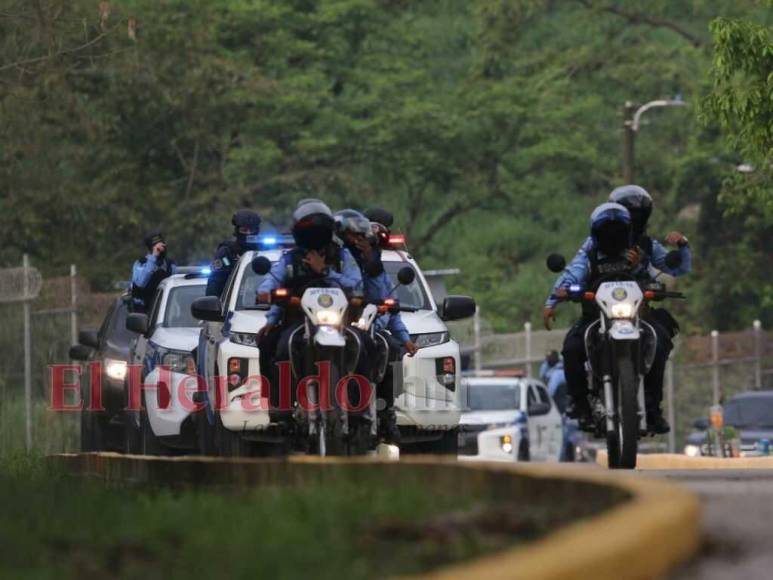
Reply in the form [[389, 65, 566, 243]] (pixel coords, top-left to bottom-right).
[[0, 258, 116, 454]]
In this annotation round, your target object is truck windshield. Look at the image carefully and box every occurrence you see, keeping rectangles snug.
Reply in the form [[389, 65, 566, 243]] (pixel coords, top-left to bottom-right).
[[235, 261, 431, 311], [467, 384, 522, 411], [163, 285, 207, 327]]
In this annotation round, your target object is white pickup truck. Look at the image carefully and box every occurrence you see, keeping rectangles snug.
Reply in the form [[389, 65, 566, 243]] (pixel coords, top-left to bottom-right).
[[192, 240, 475, 456]]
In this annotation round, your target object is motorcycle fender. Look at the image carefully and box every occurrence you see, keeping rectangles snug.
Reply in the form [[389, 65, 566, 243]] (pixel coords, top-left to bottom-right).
[[314, 325, 346, 347], [608, 320, 639, 340]]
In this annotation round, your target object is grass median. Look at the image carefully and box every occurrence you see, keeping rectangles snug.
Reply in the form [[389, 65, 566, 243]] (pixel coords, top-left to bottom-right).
[[0, 453, 627, 579]]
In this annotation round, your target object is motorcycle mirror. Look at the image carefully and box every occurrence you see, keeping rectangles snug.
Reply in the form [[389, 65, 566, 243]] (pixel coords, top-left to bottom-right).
[[546, 254, 566, 273], [396, 266, 415, 286], [251, 256, 272, 275], [664, 250, 682, 270]]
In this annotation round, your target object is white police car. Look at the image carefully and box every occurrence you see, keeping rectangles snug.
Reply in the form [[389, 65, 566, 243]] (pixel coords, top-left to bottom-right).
[[191, 235, 475, 456], [458, 374, 563, 462], [124, 271, 207, 453]]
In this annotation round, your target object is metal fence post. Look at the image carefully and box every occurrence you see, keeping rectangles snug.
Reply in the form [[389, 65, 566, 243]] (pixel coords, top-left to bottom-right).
[[666, 352, 676, 453], [473, 306, 482, 372], [23, 254, 32, 451], [524, 321, 532, 377], [70, 265, 78, 346], [754, 320, 762, 390], [711, 330, 720, 405]]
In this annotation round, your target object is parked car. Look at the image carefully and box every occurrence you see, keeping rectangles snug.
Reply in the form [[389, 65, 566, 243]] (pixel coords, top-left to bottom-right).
[[685, 391, 773, 457], [192, 237, 475, 456], [69, 295, 134, 451], [458, 375, 563, 462], [123, 272, 208, 454]]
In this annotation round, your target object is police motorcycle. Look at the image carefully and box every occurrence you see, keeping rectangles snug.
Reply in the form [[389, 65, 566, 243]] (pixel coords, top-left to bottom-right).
[[251, 257, 416, 456], [546, 252, 685, 469]]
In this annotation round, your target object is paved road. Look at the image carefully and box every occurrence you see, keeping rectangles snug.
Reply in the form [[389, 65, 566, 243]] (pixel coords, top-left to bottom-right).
[[641, 470, 773, 580]]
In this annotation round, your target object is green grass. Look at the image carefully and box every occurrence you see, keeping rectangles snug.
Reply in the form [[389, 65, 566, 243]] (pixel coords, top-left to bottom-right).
[[0, 453, 624, 579]]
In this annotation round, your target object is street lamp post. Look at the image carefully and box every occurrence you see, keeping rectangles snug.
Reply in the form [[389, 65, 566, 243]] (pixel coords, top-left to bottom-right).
[[622, 98, 688, 183]]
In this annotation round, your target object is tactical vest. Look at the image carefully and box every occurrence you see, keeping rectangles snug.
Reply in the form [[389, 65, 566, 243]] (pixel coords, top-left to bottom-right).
[[581, 249, 633, 319], [131, 257, 174, 306]]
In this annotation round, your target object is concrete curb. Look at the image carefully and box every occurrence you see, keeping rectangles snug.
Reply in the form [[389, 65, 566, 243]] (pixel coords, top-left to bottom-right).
[[52, 454, 700, 580], [596, 451, 773, 470]]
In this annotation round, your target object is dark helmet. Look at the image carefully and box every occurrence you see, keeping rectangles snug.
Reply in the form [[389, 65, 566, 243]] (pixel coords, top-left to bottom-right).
[[232, 209, 261, 250], [590, 202, 632, 256], [609, 185, 652, 236], [546, 350, 560, 368], [143, 230, 165, 250], [334, 209, 371, 239], [363, 207, 394, 229], [292, 199, 335, 250]]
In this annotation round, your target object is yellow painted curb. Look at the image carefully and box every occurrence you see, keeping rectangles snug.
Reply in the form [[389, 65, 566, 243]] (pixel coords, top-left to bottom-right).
[[596, 451, 773, 470], [52, 454, 700, 580], [419, 462, 699, 580]]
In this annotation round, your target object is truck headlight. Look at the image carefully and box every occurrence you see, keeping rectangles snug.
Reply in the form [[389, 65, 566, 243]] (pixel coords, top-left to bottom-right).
[[231, 332, 259, 348], [105, 358, 127, 381], [316, 310, 340, 325], [610, 303, 634, 319], [500, 434, 514, 454], [412, 332, 450, 349]]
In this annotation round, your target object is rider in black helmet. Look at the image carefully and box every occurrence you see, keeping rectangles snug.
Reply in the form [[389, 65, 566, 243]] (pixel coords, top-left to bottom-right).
[[205, 209, 262, 297]]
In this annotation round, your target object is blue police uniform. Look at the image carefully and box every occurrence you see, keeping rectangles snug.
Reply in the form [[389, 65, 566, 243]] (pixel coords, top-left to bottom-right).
[[259, 247, 362, 326], [546, 235, 691, 309], [131, 254, 176, 311]]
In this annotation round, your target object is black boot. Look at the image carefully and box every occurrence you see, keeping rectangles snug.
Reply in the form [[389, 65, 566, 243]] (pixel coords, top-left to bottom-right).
[[379, 409, 401, 444], [567, 397, 594, 432], [647, 409, 670, 435]]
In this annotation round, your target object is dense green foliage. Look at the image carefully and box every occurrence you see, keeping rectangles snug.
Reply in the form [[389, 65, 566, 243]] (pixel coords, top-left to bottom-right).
[[1, 0, 771, 331]]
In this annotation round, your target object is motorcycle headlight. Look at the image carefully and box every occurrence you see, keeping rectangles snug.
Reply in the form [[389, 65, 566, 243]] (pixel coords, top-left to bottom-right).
[[105, 358, 127, 381], [316, 310, 340, 325], [412, 332, 450, 349], [684, 444, 701, 457], [610, 303, 634, 319], [161, 350, 195, 374], [231, 332, 259, 348]]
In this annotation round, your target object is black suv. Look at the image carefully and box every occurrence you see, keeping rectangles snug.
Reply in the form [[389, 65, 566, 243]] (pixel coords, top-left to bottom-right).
[[69, 295, 134, 451]]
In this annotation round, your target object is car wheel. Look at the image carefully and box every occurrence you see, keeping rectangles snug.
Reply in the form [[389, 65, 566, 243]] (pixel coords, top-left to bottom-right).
[[122, 412, 141, 454]]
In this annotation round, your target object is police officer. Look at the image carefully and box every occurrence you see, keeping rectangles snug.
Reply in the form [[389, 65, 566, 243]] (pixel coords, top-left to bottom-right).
[[544, 203, 674, 432], [334, 209, 417, 441], [552, 186, 690, 432], [131, 231, 176, 312], [539, 350, 574, 461], [206, 209, 262, 297], [257, 200, 362, 414]]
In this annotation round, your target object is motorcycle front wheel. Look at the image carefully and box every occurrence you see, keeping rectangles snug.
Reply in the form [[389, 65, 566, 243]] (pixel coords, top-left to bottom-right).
[[607, 356, 638, 469]]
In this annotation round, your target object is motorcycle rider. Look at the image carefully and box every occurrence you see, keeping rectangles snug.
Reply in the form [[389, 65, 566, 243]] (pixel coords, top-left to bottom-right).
[[257, 200, 362, 412], [334, 209, 417, 441], [544, 202, 673, 433], [206, 209, 262, 297], [131, 230, 176, 312], [554, 185, 690, 431]]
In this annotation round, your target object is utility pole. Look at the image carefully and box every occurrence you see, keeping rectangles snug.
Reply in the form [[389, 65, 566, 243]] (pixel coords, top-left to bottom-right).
[[622, 98, 687, 184], [623, 101, 636, 183]]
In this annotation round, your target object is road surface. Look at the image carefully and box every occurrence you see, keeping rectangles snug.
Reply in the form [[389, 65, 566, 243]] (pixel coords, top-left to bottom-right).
[[643, 470, 773, 580]]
